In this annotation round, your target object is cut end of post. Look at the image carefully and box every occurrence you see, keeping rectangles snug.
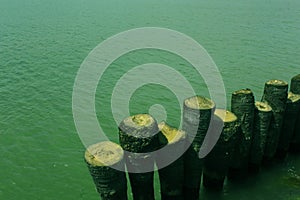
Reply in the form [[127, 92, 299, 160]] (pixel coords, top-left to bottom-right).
[[85, 141, 124, 167], [231, 88, 254, 107], [119, 113, 159, 153], [119, 114, 157, 137], [215, 109, 237, 123], [232, 88, 253, 95], [184, 95, 215, 110], [266, 79, 288, 87], [158, 121, 186, 144], [288, 92, 300, 103], [130, 114, 155, 127], [255, 101, 272, 112]]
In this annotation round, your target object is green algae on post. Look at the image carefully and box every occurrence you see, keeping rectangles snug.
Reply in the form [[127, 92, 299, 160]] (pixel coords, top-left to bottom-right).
[[249, 101, 272, 172], [276, 92, 300, 159], [119, 114, 160, 200], [182, 96, 215, 199], [229, 88, 255, 179], [261, 80, 288, 160], [203, 109, 239, 189], [84, 141, 128, 200], [156, 122, 186, 200]]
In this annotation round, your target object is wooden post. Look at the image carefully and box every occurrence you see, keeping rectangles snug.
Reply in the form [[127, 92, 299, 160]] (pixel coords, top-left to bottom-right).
[[290, 74, 300, 153], [203, 109, 239, 189], [276, 92, 300, 159], [249, 102, 272, 172], [156, 121, 186, 200], [228, 89, 255, 179], [84, 141, 128, 200], [119, 114, 160, 200], [182, 96, 215, 200], [290, 74, 300, 94], [261, 80, 288, 161]]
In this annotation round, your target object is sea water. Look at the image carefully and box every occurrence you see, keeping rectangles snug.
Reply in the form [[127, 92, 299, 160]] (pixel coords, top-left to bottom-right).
[[0, 0, 299, 199]]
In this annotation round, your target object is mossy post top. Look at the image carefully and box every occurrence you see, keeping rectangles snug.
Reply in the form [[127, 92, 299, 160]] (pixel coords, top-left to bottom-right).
[[85, 141, 124, 167], [215, 109, 237, 123], [288, 92, 300, 103], [158, 121, 186, 144], [231, 88, 255, 105], [119, 114, 158, 138], [184, 95, 215, 110], [123, 114, 155, 129], [232, 88, 253, 95], [255, 101, 272, 112], [266, 79, 288, 87]]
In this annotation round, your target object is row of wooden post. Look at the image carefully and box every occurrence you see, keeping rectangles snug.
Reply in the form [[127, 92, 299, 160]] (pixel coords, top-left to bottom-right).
[[84, 74, 300, 200]]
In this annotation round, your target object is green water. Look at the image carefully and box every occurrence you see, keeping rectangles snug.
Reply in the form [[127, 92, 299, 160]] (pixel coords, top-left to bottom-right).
[[1, 0, 300, 199]]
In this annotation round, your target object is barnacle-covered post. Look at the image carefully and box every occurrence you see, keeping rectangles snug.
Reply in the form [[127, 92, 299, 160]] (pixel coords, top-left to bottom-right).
[[276, 92, 300, 159], [203, 109, 239, 189], [228, 89, 255, 179], [156, 122, 186, 200], [84, 141, 128, 200], [119, 114, 161, 200], [261, 80, 288, 161], [182, 96, 215, 199], [290, 74, 300, 153], [249, 102, 272, 172]]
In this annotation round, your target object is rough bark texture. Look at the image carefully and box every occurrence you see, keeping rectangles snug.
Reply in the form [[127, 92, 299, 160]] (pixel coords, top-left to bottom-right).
[[290, 74, 300, 94], [249, 102, 272, 171], [261, 80, 288, 160], [203, 110, 239, 189], [119, 114, 161, 200], [276, 93, 300, 158], [156, 122, 186, 200], [290, 74, 300, 153], [182, 96, 215, 200], [85, 142, 128, 200], [229, 89, 255, 178]]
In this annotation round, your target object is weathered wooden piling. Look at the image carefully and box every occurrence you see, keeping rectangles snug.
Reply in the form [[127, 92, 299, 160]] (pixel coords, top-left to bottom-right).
[[203, 109, 239, 189], [290, 74, 300, 94], [228, 89, 255, 179], [156, 121, 186, 200], [276, 92, 300, 159], [290, 74, 300, 153], [119, 114, 161, 200], [261, 80, 288, 161], [290, 124, 300, 153], [249, 101, 272, 172], [84, 141, 128, 200], [182, 96, 215, 200]]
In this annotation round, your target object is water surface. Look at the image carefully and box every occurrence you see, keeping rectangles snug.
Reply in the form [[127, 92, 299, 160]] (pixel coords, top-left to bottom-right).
[[0, 0, 300, 199]]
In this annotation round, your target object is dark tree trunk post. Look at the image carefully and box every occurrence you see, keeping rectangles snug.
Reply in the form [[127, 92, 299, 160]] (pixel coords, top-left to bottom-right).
[[290, 74, 300, 94], [119, 114, 161, 200], [228, 89, 255, 179], [290, 74, 300, 153], [182, 96, 215, 200], [261, 80, 288, 161], [85, 141, 128, 200], [249, 101, 272, 172], [276, 92, 300, 159], [156, 121, 186, 200], [203, 109, 239, 189]]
